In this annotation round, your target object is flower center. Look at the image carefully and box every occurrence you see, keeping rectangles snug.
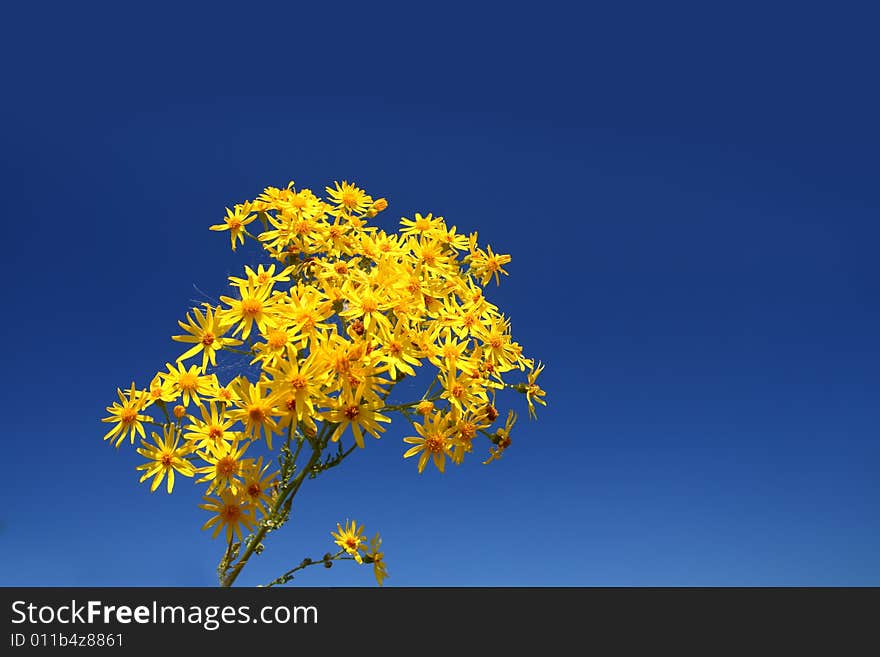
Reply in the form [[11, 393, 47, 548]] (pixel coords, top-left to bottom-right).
[[201, 332, 215, 346], [121, 408, 137, 423], [216, 456, 237, 477], [208, 426, 223, 440], [342, 191, 358, 208], [290, 374, 307, 390], [221, 504, 241, 522], [344, 405, 360, 421], [247, 483, 262, 499], [248, 406, 266, 422], [161, 453, 173, 467], [425, 435, 444, 453], [459, 423, 476, 441], [241, 299, 262, 317], [267, 330, 288, 349], [178, 373, 198, 391]]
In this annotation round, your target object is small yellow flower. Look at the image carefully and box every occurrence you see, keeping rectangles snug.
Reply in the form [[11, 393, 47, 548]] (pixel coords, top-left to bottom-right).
[[331, 519, 366, 564], [200, 491, 256, 542], [209, 203, 256, 251], [136, 426, 195, 493], [102, 383, 149, 447], [403, 411, 456, 474], [365, 533, 388, 587]]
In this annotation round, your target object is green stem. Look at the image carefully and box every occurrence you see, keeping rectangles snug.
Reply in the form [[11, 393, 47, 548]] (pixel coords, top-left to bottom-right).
[[220, 446, 322, 587], [263, 550, 355, 587]]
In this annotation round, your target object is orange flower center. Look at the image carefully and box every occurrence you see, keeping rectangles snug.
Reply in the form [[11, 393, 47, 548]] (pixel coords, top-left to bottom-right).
[[178, 373, 198, 391], [248, 406, 266, 422], [290, 374, 307, 390], [344, 405, 360, 420], [425, 435, 444, 453], [241, 299, 262, 317], [267, 330, 288, 349], [201, 332, 215, 346], [216, 456, 237, 477], [221, 504, 241, 522], [121, 408, 137, 423]]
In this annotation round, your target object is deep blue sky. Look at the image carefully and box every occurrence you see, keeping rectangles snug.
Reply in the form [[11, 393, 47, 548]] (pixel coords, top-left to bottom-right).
[[1, 2, 878, 586]]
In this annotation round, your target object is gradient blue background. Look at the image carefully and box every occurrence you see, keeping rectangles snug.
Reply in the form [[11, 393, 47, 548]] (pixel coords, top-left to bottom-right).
[[1, 2, 877, 586]]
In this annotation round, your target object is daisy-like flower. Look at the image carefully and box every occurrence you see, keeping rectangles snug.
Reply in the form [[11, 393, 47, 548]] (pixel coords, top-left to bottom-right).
[[209, 203, 256, 251], [240, 457, 278, 516], [323, 383, 391, 448], [331, 519, 366, 564], [325, 181, 372, 216], [227, 378, 279, 448], [403, 411, 457, 474], [219, 278, 274, 341], [399, 212, 443, 238], [172, 304, 242, 369], [135, 426, 195, 493], [364, 532, 389, 587], [159, 361, 214, 408], [524, 362, 547, 419], [184, 402, 236, 449], [195, 435, 253, 494], [102, 383, 150, 447], [468, 243, 511, 286], [200, 491, 256, 542]]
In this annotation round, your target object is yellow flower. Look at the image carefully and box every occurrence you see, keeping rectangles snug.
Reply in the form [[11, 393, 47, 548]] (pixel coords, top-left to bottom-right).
[[136, 426, 195, 493], [323, 383, 391, 448], [200, 491, 256, 542], [468, 242, 511, 286], [219, 278, 274, 341], [331, 519, 366, 564], [159, 361, 214, 407], [209, 203, 256, 251], [172, 304, 242, 369], [227, 378, 279, 447], [195, 435, 253, 494], [365, 533, 388, 586], [102, 383, 150, 447], [400, 212, 442, 237], [403, 411, 456, 473], [325, 181, 372, 216], [184, 402, 236, 448], [524, 362, 547, 419], [240, 457, 278, 517]]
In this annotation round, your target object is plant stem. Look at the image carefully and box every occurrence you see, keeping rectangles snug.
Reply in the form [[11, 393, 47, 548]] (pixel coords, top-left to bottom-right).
[[263, 550, 354, 587], [220, 445, 322, 587]]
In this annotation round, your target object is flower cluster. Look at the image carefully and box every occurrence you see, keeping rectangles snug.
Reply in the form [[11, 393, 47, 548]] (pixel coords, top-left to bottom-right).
[[101, 179, 547, 586]]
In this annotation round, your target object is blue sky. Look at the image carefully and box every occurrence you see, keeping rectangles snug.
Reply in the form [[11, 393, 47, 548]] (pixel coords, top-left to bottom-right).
[[1, 2, 878, 586]]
